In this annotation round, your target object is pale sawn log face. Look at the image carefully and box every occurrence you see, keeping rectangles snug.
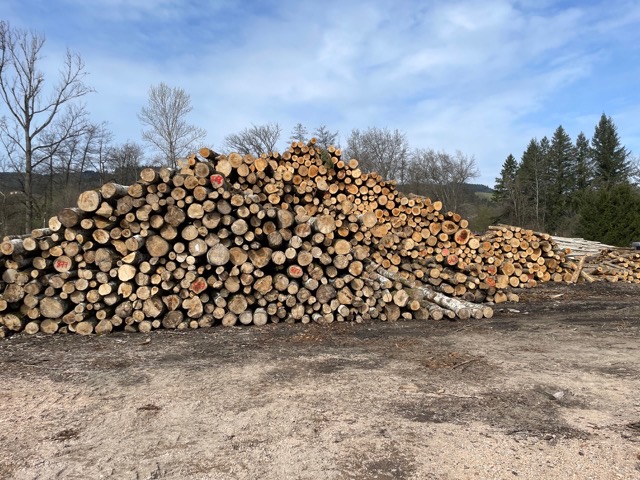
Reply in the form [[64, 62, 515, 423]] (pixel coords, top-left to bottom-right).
[[1, 143, 599, 336]]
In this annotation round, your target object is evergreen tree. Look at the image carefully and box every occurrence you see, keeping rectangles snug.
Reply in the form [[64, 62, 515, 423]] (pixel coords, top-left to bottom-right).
[[573, 131, 593, 191], [591, 113, 630, 186], [493, 154, 517, 203], [539, 136, 553, 229], [289, 123, 308, 145], [312, 125, 339, 150], [493, 154, 523, 225], [539, 136, 551, 158], [577, 183, 640, 246], [578, 115, 636, 242], [547, 126, 574, 231]]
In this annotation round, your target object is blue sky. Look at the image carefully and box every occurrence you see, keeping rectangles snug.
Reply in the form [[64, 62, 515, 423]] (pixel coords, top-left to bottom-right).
[[2, 0, 640, 185]]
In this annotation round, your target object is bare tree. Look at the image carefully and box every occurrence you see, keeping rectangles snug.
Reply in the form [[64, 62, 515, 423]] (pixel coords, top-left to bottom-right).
[[86, 122, 113, 185], [0, 21, 92, 232], [138, 82, 207, 169], [42, 122, 82, 214], [408, 149, 479, 213], [0, 154, 9, 236], [312, 124, 339, 150], [344, 127, 410, 183], [106, 141, 144, 185], [23, 119, 111, 225], [224, 123, 282, 156]]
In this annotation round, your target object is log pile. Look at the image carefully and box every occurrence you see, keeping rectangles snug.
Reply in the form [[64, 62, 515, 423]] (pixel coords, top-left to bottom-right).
[[5, 138, 637, 338], [0, 141, 501, 337], [572, 249, 640, 284], [552, 236, 616, 259], [477, 224, 572, 293], [478, 227, 640, 286]]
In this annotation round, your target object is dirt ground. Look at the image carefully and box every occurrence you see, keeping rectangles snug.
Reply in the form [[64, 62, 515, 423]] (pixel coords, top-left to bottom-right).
[[1, 282, 639, 480]]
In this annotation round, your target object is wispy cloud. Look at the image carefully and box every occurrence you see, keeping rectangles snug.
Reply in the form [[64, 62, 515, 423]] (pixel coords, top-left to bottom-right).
[[59, 0, 220, 22]]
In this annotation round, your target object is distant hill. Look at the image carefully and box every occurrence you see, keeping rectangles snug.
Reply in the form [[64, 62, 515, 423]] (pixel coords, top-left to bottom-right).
[[467, 183, 494, 194]]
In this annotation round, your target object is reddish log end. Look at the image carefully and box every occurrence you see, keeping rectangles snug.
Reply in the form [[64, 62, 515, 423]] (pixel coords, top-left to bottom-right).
[[210, 174, 225, 189]]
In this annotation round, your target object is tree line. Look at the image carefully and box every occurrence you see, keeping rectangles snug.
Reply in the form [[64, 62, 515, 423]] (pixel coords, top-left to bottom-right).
[[493, 114, 639, 246]]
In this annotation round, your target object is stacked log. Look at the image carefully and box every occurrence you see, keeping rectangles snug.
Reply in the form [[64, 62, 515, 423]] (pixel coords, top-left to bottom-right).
[[575, 249, 640, 283], [208, 143, 500, 307], [473, 224, 571, 300], [473, 226, 640, 288], [0, 143, 500, 336], [552, 236, 616, 259], [366, 220, 570, 305]]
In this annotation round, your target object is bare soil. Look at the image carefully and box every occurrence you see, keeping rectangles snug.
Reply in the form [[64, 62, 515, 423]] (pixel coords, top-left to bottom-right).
[[1, 282, 640, 479]]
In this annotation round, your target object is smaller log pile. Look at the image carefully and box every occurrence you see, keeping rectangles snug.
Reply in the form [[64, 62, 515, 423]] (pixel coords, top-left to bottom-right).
[[552, 236, 616, 259], [469, 224, 570, 301], [574, 249, 640, 283], [478, 227, 640, 286]]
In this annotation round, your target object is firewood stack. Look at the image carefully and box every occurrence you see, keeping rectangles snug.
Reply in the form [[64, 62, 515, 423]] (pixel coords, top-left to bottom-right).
[[571, 249, 640, 283], [474, 224, 573, 300], [543, 236, 640, 284], [551, 236, 616, 259], [2, 141, 557, 337]]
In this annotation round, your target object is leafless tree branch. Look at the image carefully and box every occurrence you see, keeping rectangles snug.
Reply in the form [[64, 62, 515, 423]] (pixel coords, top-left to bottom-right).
[[344, 127, 410, 182], [0, 21, 93, 231], [138, 82, 207, 168], [223, 123, 282, 156]]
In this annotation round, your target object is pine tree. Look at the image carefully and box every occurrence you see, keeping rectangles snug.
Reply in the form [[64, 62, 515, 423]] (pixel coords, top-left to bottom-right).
[[591, 113, 630, 186], [578, 183, 640, 246], [578, 114, 636, 243], [540, 136, 553, 229], [493, 154, 517, 202], [546, 126, 574, 231], [493, 154, 523, 225], [289, 123, 308, 145], [573, 132, 593, 191]]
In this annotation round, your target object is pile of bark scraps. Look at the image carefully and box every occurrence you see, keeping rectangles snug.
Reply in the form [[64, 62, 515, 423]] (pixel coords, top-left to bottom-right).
[[0, 140, 510, 337]]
